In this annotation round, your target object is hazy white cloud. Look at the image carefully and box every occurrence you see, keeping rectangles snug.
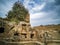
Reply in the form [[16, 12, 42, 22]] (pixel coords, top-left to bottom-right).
[[31, 18, 60, 26], [30, 12, 46, 19], [30, 10, 58, 26], [31, 3, 46, 12]]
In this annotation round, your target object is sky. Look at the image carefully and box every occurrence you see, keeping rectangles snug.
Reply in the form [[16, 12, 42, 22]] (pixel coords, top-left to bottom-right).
[[0, 0, 60, 26]]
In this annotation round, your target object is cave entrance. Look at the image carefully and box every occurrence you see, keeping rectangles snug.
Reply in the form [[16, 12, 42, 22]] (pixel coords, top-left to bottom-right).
[[30, 34, 34, 38], [14, 32, 19, 36], [0, 27, 4, 33]]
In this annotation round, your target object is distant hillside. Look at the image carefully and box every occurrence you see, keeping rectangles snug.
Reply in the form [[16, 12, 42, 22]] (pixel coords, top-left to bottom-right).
[[34, 24, 60, 30]]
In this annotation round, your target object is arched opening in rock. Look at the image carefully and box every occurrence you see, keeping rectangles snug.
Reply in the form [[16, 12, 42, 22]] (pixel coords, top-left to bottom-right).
[[0, 27, 4, 33], [22, 24, 26, 26], [30, 34, 34, 38], [14, 32, 19, 36]]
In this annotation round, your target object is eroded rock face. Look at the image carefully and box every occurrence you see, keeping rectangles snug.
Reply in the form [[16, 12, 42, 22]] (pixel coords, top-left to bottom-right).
[[0, 20, 38, 42], [0, 20, 11, 39], [7, 21, 37, 41]]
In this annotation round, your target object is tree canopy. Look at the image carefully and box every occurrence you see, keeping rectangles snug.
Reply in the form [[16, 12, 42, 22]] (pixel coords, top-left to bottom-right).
[[6, 1, 29, 22]]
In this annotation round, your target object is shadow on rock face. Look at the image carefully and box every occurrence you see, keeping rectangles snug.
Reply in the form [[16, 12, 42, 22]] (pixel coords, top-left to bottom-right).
[[0, 27, 4, 33]]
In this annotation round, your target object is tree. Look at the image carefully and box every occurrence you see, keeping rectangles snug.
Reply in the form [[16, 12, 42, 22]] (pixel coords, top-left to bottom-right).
[[7, 1, 28, 22]]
